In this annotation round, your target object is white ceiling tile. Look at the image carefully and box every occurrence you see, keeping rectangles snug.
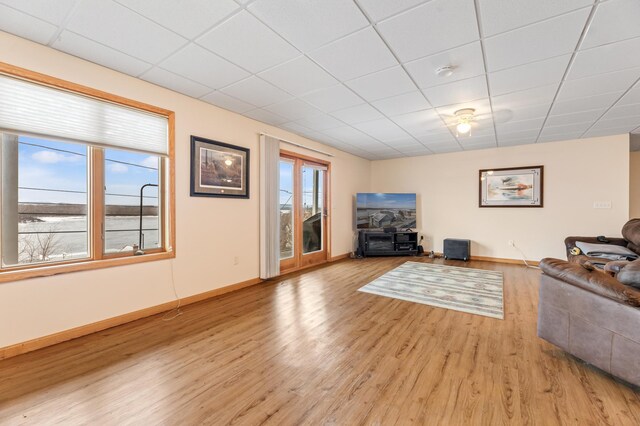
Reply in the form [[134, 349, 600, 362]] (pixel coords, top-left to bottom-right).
[[387, 138, 424, 149], [346, 66, 415, 101], [561, 67, 640, 101], [537, 131, 584, 143], [160, 43, 249, 88], [200, 91, 256, 113], [262, 98, 322, 121], [603, 103, 640, 119], [545, 109, 605, 127], [497, 129, 541, 141], [115, 0, 239, 39], [247, 0, 368, 52], [496, 118, 545, 134], [415, 132, 458, 145], [551, 92, 623, 115], [404, 42, 485, 89], [0, 0, 77, 25], [583, 127, 635, 138], [258, 56, 337, 96], [197, 10, 298, 73], [494, 103, 551, 124], [243, 108, 288, 125], [301, 85, 363, 112], [321, 126, 373, 144], [309, 27, 397, 81], [371, 91, 431, 117], [491, 84, 558, 110], [0, 4, 58, 44], [428, 143, 462, 153], [294, 114, 344, 131], [376, 0, 479, 62], [590, 116, 640, 131], [488, 54, 570, 96], [353, 118, 410, 141], [459, 133, 497, 144], [280, 121, 314, 134], [478, 0, 593, 37], [540, 122, 591, 136], [422, 75, 488, 107], [499, 137, 537, 147], [53, 31, 152, 76], [357, 0, 428, 22], [617, 83, 640, 106], [220, 76, 291, 107], [391, 109, 444, 135], [581, 0, 640, 49], [484, 9, 589, 72], [330, 104, 384, 124], [569, 37, 640, 79], [65, 0, 187, 63], [140, 67, 212, 98]]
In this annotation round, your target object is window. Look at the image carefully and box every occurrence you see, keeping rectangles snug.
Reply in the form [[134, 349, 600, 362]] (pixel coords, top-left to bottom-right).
[[0, 64, 174, 282], [104, 149, 161, 254]]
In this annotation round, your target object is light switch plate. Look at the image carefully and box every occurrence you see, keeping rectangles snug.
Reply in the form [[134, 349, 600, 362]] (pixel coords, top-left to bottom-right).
[[593, 201, 612, 209]]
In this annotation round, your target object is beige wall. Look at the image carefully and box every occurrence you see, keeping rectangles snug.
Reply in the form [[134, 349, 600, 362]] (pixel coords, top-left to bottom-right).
[[371, 135, 630, 261], [631, 151, 640, 218], [0, 33, 371, 348]]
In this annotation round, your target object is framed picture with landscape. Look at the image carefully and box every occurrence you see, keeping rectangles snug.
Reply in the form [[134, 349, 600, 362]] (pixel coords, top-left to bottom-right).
[[479, 165, 543, 208], [190, 136, 249, 198]]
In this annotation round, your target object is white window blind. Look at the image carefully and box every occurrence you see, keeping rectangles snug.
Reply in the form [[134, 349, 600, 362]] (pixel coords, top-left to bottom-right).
[[0, 74, 168, 156]]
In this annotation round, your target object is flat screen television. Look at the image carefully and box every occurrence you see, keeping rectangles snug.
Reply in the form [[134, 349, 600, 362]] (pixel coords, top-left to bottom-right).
[[356, 193, 417, 230]]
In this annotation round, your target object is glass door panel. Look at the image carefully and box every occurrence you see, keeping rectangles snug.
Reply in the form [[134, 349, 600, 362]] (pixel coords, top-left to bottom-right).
[[279, 160, 294, 260], [302, 165, 323, 254]]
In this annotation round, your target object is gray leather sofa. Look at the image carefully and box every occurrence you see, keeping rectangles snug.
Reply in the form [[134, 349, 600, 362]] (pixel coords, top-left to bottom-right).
[[538, 219, 640, 387]]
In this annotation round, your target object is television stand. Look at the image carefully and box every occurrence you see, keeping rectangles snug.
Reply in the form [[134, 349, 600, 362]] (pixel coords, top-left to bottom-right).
[[358, 230, 418, 257]]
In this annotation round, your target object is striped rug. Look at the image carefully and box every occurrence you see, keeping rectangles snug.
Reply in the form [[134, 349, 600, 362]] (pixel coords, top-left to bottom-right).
[[358, 261, 504, 319]]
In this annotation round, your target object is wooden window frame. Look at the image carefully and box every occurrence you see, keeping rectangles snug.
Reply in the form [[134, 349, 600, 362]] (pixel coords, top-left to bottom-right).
[[0, 62, 176, 284]]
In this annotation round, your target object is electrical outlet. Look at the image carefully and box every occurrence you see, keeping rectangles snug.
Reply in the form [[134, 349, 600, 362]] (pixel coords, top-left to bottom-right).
[[508, 240, 515, 247], [593, 201, 612, 209], [233, 256, 239, 265]]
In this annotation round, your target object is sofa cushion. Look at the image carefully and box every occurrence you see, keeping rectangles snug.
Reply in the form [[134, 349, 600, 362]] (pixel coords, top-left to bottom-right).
[[575, 241, 639, 261], [622, 218, 640, 248], [617, 261, 640, 289], [539, 258, 640, 307]]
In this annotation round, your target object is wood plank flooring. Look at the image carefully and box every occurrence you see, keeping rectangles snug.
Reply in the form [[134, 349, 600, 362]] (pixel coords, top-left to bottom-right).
[[0, 257, 639, 425]]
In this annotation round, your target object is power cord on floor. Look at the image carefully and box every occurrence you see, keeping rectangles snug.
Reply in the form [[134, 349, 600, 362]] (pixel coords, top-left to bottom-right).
[[162, 260, 183, 321], [512, 242, 540, 270]]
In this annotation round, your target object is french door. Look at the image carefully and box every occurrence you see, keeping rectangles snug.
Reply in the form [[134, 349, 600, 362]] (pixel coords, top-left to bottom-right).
[[279, 150, 329, 273]]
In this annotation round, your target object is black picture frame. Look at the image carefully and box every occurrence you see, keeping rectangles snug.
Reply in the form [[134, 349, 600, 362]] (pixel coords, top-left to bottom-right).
[[190, 135, 250, 198], [479, 165, 543, 208]]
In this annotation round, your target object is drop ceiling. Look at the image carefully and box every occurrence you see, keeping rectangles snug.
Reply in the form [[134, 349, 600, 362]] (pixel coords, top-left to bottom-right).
[[1, 0, 639, 159]]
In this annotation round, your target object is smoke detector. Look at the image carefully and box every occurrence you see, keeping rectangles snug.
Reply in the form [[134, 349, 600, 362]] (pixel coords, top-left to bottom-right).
[[435, 66, 455, 77]]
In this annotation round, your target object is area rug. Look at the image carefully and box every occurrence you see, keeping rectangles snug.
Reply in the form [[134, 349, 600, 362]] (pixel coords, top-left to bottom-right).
[[358, 261, 504, 319]]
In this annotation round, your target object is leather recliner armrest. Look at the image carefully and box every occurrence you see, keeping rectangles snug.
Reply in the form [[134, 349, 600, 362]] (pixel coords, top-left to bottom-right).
[[540, 258, 640, 307]]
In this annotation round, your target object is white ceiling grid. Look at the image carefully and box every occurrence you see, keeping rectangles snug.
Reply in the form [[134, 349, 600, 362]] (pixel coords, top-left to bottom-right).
[[0, 0, 639, 159]]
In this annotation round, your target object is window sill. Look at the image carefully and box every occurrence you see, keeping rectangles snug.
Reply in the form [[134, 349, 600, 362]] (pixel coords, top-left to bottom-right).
[[0, 250, 175, 284]]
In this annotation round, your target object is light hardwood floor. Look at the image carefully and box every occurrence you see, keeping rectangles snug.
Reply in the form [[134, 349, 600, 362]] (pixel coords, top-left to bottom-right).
[[1, 257, 639, 425]]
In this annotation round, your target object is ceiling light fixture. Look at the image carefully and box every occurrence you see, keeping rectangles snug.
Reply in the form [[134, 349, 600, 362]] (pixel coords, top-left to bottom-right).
[[454, 108, 475, 136], [224, 158, 233, 166], [435, 65, 455, 77]]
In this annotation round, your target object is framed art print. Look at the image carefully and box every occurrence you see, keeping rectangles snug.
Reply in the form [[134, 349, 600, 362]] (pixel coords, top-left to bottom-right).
[[479, 165, 543, 207], [190, 136, 249, 198]]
